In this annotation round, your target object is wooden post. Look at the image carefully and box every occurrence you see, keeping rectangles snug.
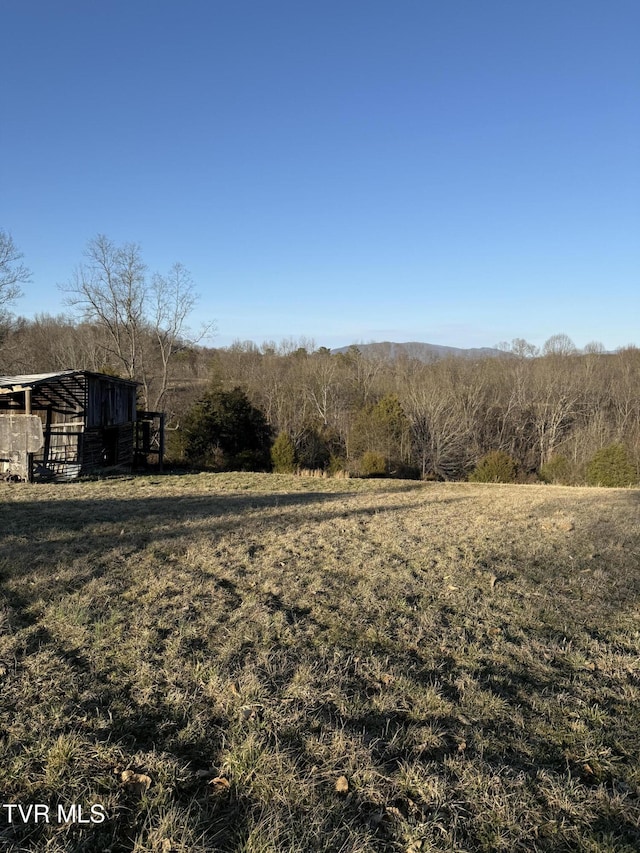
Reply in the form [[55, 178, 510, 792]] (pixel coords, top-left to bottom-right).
[[158, 412, 165, 471], [24, 388, 33, 482], [42, 406, 52, 468]]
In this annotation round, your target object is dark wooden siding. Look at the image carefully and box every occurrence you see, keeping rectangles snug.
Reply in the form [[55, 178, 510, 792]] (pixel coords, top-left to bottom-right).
[[86, 376, 137, 428], [80, 424, 134, 471]]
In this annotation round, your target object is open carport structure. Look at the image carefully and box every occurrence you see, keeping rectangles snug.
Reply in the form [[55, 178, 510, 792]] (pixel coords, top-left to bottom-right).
[[0, 370, 139, 481]]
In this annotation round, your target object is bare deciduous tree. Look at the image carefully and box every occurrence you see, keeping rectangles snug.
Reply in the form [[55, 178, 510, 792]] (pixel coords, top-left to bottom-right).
[[63, 234, 146, 380], [146, 263, 214, 410], [0, 229, 30, 310], [543, 333, 577, 357], [62, 235, 210, 411]]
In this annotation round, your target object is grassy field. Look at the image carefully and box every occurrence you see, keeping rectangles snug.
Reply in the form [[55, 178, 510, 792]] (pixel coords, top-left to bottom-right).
[[0, 473, 639, 852]]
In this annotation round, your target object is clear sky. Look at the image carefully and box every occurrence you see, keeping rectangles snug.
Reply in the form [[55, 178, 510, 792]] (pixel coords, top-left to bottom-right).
[[2, 1, 638, 351]]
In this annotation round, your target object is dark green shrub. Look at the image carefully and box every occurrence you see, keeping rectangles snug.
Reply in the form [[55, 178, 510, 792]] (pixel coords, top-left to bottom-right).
[[361, 451, 387, 477], [586, 444, 636, 487], [539, 455, 572, 485], [271, 432, 296, 473], [469, 451, 517, 483], [179, 387, 271, 471]]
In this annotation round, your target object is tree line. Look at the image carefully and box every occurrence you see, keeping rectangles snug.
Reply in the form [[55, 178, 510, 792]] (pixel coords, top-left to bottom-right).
[[1, 229, 638, 485], [197, 338, 640, 485]]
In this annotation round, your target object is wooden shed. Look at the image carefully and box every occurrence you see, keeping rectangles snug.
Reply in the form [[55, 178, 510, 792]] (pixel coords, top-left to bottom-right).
[[0, 370, 139, 481]]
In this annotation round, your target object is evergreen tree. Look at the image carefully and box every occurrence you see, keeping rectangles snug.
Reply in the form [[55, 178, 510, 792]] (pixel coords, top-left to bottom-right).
[[586, 444, 636, 487], [181, 387, 271, 470], [271, 432, 296, 473]]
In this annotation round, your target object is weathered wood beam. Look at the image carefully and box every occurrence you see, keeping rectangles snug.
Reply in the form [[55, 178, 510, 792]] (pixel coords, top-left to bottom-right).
[[42, 406, 52, 466]]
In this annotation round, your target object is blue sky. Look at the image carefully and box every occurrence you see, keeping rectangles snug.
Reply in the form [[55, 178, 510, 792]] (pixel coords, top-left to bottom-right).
[[2, 1, 638, 350]]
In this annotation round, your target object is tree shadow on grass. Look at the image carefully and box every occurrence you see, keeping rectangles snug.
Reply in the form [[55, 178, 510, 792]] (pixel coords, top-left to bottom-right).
[[0, 489, 473, 605], [2, 479, 428, 534]]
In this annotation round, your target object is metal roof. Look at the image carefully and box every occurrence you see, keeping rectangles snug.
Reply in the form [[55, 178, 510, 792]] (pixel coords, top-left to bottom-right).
[[0, 370, 137, 391], [0, 371, 77, 388]]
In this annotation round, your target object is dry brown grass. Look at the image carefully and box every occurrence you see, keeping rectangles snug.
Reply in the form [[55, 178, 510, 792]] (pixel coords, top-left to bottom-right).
[[1, 473, 639, 851]]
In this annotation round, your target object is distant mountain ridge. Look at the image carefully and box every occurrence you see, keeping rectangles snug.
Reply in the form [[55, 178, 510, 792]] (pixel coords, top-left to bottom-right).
[[330, 341, 506, 362]]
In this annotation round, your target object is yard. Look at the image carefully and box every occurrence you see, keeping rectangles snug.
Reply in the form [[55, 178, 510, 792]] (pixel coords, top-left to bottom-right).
[[1, 473, 639, 851]]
